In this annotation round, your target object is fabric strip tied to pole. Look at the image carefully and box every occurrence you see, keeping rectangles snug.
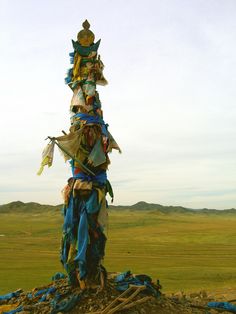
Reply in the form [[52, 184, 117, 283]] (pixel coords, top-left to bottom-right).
[[74, 209, 89, 279]]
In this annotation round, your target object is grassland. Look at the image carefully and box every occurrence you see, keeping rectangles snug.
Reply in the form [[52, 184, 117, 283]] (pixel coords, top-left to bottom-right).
[[0, 209, 236, 295]]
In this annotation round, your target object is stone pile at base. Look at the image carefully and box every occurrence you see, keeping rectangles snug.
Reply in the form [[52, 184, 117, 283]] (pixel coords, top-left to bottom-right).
[[1, 271, 235, 314]]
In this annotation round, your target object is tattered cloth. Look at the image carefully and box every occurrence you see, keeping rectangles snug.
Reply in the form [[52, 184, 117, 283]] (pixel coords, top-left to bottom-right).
[[60, 161, 110, 284]]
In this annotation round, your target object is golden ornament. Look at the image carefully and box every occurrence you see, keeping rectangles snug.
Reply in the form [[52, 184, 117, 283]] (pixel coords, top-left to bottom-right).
[[77, 20, 95, 47]]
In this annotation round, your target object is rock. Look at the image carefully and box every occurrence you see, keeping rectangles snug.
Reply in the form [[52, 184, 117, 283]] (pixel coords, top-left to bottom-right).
[[189, 292, 199, 298], [200, 290, 207, 298]]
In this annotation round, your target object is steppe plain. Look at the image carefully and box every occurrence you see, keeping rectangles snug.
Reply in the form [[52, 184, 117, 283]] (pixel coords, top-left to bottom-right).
[[0, 202, 236, 296]]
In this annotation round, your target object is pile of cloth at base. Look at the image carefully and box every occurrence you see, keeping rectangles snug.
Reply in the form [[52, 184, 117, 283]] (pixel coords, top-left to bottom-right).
[[37, 20, 121, 288], [0, 271, 162, 314], [113, 270, 162, 297]]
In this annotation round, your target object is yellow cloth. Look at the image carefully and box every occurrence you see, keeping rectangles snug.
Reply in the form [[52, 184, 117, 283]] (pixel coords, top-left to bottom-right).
[[72, 53, 82, 82], [67, 243, 77, 265], [0, 304, 19, 314], [37, 141, 55, 175]]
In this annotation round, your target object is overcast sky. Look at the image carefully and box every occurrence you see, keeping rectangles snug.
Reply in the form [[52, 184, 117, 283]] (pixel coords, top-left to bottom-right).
[[0, 0, 236, 209]]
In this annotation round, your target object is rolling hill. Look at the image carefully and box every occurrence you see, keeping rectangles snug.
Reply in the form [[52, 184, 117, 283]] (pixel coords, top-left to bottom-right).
[[0, 201, 62, 213], [0, 200, 236, 215]]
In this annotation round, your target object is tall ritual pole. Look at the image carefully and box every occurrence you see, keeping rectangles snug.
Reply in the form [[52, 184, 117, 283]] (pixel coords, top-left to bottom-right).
[[38, 20, 121, 289]]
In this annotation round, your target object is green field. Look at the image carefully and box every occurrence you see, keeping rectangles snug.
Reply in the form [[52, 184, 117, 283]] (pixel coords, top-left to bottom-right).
[[0, 210, 236, 295]]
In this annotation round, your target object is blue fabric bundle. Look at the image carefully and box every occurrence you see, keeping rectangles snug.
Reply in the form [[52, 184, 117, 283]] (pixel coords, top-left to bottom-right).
[[74, 209, 89, 279], [35, 287, 52, 297], [69, 52, 75, 64], [73, 171, 107, 185], [114, 270, 131, 283], [114, 271, 161, 297], [72, 113, 109, 139], [25, 286, 56, 303], [65, 68, 73, 85], [52, 272, 66, 281], [63, 194, 76, 240], [37, 287, 56, 302], [61, 189, 107, 281], [0, 290, 22, 301], [72, 112, 104, 125], [208, 301, 236, 312], [50, 293, 83, 314]]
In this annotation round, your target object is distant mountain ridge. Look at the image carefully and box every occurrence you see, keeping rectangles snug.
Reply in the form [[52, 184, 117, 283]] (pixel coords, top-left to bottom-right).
[[0, 200, 236, 215], [0, 201, 62, 213], [109, 201, 236, 214]]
